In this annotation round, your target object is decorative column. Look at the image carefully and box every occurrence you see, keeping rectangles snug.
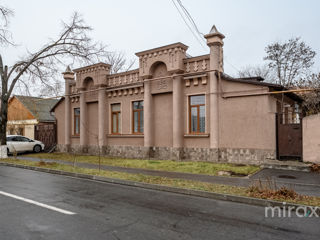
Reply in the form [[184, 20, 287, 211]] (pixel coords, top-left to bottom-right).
[[79, 88, 87, 150], [204, 25, 225, 150], [143, 79, 153, 147], [98, 87, 106, 146], [172, 75, 183, 148], [63, 66, 75, 151]]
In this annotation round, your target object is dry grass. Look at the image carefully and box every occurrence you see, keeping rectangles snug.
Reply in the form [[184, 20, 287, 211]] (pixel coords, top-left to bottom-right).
[[246, 178, 319, 206], [248, 185, 298, 200], [24, 152, 260, 177], [1, 158, 320, 206], [310, 163, 320, 173], [38, 160, 57, 167]]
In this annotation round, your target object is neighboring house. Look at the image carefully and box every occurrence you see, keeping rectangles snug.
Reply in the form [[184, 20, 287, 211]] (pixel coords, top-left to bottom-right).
[[7, 95, 59, 150], [52, 25, 303, 164]]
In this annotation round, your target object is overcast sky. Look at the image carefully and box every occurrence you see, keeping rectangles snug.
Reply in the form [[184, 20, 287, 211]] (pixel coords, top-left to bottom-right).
[[2, 0, 320, 77]]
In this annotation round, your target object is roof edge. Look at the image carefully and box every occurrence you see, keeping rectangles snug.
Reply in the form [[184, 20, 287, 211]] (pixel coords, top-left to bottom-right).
[[219, 73, 304, 102], [50, 97, 65, 112], [12, 95, 37, 120]]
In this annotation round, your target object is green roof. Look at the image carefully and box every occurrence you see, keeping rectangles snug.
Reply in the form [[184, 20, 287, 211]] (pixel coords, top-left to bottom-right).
[[15, 95, 60, 122]]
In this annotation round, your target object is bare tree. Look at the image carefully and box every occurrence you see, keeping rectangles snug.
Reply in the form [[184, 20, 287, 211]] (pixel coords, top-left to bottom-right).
[[0, 5, 13, 45], [0, 11, 110, 145], [298, 73, 320, 115], [238, 64, 275, 82], [264, 37, 316, 87], [106, 51, 135, 74], [38, 80, 64, 98]]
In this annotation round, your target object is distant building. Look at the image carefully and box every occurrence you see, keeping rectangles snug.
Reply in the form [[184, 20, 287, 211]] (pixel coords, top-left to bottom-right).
[[52, 26, 303, 163], [7, 95, 59, 150]]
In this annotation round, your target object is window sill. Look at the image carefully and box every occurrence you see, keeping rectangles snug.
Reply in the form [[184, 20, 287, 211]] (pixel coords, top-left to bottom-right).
[[184, 133, 210, 138], [107, 134, 144, 138], [71, 135, 80, 138]]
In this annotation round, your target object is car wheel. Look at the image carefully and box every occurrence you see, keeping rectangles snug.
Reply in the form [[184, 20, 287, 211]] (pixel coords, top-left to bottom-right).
[[33, 145, 42, 153]]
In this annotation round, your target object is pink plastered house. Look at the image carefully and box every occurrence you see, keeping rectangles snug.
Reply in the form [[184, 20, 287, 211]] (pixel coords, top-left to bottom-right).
[[52, 26, 303, 164]]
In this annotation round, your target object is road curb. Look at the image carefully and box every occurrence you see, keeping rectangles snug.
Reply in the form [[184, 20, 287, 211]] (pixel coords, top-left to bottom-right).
[[0, 162, 319, 214]]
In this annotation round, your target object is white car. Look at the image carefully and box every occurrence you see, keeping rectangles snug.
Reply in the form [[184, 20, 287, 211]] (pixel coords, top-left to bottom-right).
[[7, 135, 45, 154]]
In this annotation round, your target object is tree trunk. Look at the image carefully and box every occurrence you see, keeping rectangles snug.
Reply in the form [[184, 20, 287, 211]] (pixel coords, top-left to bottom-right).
[[0, 98, 8, 145], [0, 56, 8, 146]]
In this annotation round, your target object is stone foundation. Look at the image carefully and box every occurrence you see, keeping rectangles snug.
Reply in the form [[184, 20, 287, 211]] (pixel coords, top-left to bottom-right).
[[106, 145, 150, 159], [182, 147, 219, 162], [56, 144, 275, 164], [219, 148, 276, 164]]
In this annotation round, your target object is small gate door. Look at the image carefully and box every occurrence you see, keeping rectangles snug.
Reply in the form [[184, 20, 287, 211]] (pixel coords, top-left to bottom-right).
[[276, 113, 302, 160], [34, 123, 57, 151]]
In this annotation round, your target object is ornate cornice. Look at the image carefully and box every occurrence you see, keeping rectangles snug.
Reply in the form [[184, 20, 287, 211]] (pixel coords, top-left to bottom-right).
[[135, 42, 188, 57], [73, 62, 111, 74]]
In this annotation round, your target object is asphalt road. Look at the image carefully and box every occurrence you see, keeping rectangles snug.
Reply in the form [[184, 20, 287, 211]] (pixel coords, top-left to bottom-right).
[[0, 166, 319, 240]]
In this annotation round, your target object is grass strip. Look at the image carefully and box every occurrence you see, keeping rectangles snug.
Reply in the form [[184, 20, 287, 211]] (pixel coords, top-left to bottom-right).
[[25, 153, 260, 177]]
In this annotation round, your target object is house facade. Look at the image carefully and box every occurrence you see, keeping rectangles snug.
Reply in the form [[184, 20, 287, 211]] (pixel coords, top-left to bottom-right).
[[53, 26, 302, 164]]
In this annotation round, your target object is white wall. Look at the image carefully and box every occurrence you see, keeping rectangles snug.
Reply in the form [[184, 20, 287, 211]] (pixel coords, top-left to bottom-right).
[[303, 114, 320, 163], [24, 125, 35, 139]]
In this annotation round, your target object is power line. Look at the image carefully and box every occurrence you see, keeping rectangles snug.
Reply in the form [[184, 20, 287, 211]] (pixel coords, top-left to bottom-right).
[[176, 0, 204, 37], [171, 0, 242, 73], [224, 56, 241, 73], [171, 0, 207, 49]]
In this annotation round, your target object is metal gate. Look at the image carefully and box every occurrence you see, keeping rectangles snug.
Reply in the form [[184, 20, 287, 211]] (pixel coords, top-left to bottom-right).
[[276, 113, 302, 160], [34, 123, 57, 152]]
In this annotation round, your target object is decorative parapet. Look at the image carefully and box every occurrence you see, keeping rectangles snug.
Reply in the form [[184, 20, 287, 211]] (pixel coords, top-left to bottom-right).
[[73, 62, 111, 76], [67, 44, 210, 92], [136, 42, 188, 77], [107, 69, 141, 87], [73, 62, 111, 89], [183, 55, 210, 87], [184, 54, 210, 74]]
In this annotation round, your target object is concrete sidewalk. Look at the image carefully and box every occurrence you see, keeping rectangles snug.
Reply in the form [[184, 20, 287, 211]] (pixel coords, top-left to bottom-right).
[[261, 160, 311, 172], [17, 156, 320, 197]]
